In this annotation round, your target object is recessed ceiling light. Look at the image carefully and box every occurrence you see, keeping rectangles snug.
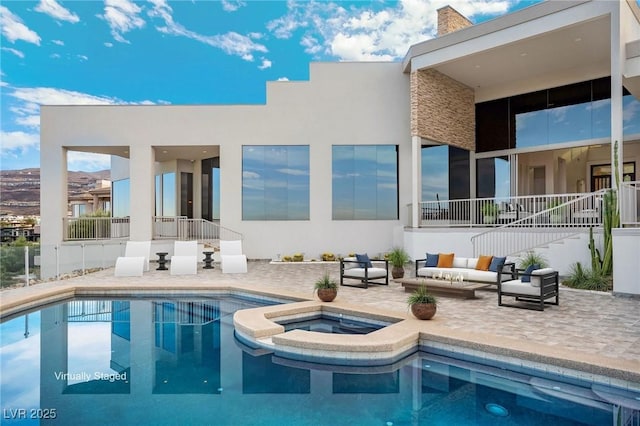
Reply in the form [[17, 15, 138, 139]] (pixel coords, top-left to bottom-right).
[[162, 150, 168, 154], [520, 52, 527, 57], [575, 37, 582, 42], [202, 150, 207, 153]]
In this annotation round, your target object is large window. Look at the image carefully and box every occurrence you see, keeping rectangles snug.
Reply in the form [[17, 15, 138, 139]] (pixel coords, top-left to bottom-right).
[[112, 178, 130, 217], [421, 145, 470, 202], [476, 77, 640, 152], [242, 146, 310, 220], [332, 145, 398, 220]]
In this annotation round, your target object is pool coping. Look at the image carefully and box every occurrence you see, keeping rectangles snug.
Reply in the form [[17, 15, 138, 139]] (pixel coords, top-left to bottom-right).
[[2, 280, 639, 391]]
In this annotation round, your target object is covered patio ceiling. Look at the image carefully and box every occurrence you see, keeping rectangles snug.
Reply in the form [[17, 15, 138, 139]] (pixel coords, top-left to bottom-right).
[[66, 145, 220, 163]]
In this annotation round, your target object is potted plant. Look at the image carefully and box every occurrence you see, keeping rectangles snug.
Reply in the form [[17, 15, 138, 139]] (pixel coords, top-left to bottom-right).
[[407, 285, 437, 320], [482, 203, 499, 224], [388, 247, 410, 279], [314, 273, 338, 302]]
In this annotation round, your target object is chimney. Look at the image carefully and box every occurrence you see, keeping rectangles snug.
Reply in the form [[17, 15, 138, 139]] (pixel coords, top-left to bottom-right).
[[437, 5, 473, 36]]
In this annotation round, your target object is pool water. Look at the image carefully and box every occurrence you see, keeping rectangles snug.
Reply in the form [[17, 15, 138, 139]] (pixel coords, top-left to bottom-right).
[[1, 296, 638, 426], [276, 312, 390, 334]]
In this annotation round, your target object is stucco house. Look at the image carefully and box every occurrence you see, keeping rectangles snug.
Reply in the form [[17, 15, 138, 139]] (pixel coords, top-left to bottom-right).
[[40, 0, 640, 293]]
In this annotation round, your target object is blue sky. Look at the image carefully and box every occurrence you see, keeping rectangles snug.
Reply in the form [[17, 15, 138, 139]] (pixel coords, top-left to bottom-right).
[[0, 0, 543, 172]]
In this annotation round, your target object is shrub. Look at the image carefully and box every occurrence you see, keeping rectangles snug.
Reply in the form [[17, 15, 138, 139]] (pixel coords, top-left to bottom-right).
[[314, 273, 338, 290], [387, 247, 410, 267], [518, 251, 548, 269], [563, 262, 612, 292], [407, 285, 437, 306], [321, 252, 336, 261]]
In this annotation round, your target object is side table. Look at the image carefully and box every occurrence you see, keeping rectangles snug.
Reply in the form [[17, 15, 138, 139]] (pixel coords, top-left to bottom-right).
[[156, 252, 169, 271], [203, 251, 215, 269]]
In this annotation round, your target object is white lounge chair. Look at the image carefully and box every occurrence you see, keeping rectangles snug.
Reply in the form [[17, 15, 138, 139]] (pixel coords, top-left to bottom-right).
[[170, 240, 198, 275], [220, 240, 247, 274], [114, 241, 151, 277]]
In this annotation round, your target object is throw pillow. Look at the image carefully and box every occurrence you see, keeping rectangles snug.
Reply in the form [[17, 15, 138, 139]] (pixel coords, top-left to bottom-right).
[[475, 255, 493, 271], [437, 253, 454, 268], [425, 253, 439, 267], [489, 256, 507, 272], [521, 264, 539, 283], [356, 253, 373, 268]]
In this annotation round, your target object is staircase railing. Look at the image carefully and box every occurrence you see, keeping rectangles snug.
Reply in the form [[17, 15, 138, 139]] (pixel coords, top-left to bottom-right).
[[620, 181, 640, 227], [152, 217, 242, 243], [471, 190, 607, 257]]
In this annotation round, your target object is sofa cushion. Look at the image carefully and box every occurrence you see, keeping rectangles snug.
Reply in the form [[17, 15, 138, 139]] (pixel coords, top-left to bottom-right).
[[467, 258, 478, 269], [425, 253, 439, 267], [465, 269, 498, 283], [343, 257, 359, 269], [344, 267, 387, 279], [501, 280, 539, 296], [530, 267, 555, 287], [489, 256, 506, 272], [356, 253, 373, 268], [475, 255, 493, 271], [437, 253, 454, 268], [521, 264, 539, 283], [452, 257, 468, 269]]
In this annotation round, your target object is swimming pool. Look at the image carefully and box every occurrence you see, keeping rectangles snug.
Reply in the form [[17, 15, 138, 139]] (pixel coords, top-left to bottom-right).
[[1, 296, 638, 425]]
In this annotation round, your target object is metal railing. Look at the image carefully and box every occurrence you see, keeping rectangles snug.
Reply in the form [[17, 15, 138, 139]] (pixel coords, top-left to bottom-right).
[[419, 192, 606, 228], [471, 190, 607, 257], [152, 216, 243, 243], [620, 181, 640, 227], [63, 217, 130, 241]]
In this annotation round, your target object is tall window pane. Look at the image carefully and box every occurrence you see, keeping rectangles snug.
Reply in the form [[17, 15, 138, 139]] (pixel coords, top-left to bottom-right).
[[421, 145, 449, 202], [242, 146, 310, 220], [332, 145, 398, 220], [162, 173, 176, 217], [112, 178, 130, 217]]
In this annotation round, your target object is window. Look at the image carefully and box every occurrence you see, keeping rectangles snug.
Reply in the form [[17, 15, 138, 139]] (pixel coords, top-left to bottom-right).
[[112, 178, 130, 217], [332, 145, 398, 220], [242, 146, 310, 220], [162, 173, 176, 217]]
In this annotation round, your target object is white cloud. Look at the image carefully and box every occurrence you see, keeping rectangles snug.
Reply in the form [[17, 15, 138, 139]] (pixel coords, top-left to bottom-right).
[[221, 0, 246, 12], [258, 58, 272, 70], [0, 131, 39, 154], [267, 0, 513, 61], [148, 0, 268, 64], [3, 86, 162, 170], [100, 0, 145, 43], [104, 42, 113, 48], [50, 53, 61, 59], [0, 6, 41, 45], [52, 39, 64, 46], [77, 54, 88, 61], [276, 77, 289, 81], [67, 151, 112, 171], [243, 171, 260, 179], [35, 0, 80, 23], [1, 47, 25, 58]]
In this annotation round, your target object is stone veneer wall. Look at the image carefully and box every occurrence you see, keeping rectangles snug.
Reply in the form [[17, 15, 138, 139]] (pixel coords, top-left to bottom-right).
[[437, 5, 473, 36], [410, 69, 475, 150]]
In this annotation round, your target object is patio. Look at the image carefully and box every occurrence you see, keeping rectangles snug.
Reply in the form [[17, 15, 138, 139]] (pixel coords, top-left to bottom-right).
[[1, 260, 639, 389]]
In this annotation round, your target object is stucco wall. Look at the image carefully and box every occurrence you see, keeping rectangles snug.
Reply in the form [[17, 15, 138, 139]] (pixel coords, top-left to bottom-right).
[[40, 62, 411, 265], [410, 69, 475, 150]]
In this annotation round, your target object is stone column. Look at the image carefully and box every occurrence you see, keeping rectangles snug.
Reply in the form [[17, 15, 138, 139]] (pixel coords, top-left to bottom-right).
[[128, 145, 154, 241]]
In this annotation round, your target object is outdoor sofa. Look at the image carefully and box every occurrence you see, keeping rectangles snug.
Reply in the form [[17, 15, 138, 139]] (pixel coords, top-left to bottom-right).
[[340, 255, 389, 289], [414, 253, 515, 286], [498, 267, 559, 311]]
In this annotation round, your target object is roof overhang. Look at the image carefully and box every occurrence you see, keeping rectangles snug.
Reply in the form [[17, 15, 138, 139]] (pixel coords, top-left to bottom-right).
[[403, 0, 620, 102]]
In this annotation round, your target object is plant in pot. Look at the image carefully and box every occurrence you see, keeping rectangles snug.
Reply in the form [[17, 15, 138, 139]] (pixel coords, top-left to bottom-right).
[[482, 203, 499, 224], [387, 247, 410, 279], [314, 273, 338, 302], [407, 285, 437, 320]]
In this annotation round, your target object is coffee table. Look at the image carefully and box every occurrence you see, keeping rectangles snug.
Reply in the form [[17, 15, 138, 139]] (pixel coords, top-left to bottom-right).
[[400, 278, 490, 299]]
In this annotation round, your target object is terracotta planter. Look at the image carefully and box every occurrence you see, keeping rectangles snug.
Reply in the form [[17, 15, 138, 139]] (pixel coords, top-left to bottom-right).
[[317, 288, 337, 302], [391, 266, 405, 279], [411, 303, 437, 320]]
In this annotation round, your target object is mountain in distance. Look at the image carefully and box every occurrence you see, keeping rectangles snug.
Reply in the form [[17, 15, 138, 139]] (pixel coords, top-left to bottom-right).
[[0, 168, 110, 216]]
